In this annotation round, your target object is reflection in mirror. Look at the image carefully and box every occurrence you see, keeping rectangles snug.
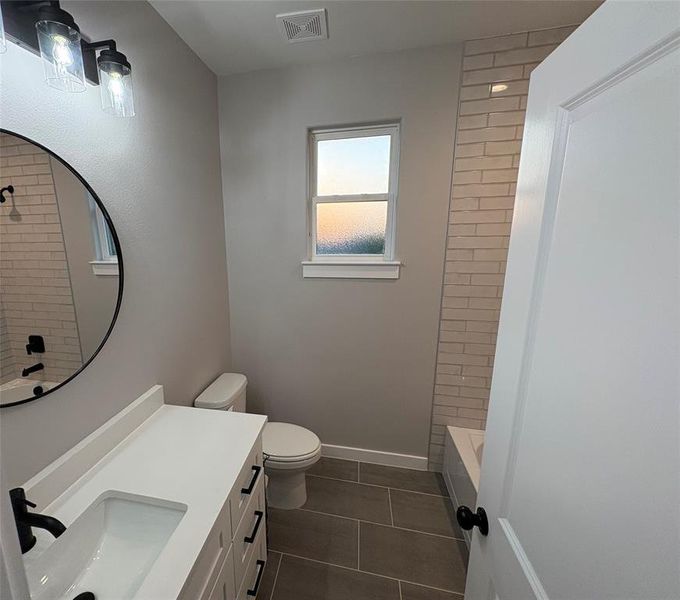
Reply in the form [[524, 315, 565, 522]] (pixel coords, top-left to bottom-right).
[[0, 131, 122, 407]]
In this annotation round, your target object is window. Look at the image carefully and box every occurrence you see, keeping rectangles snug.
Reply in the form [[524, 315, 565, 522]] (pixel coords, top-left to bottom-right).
[[304, 124, 401, 279], [88, 193, 119, 276]]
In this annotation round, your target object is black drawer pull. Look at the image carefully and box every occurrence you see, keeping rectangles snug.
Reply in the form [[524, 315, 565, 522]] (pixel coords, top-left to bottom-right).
[[244, 510, 264, 544], [246, 559, 266, 597], [241, 465, 262, 495]]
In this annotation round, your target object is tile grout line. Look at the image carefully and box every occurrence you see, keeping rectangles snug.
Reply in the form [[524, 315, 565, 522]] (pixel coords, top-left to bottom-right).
[[276, 551, 465, 598], [357, 519, 361, 571], [267, 552, 283, 600], [307, 472, 450, 499], [293, 506, 465, 542], [322, 458, 448, 496], [387, 488, 394, 527]]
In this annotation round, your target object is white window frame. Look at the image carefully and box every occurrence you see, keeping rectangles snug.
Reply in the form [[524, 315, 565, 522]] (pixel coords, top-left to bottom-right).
[[303, 123, 401, 279], [88, 193, 119, 276]]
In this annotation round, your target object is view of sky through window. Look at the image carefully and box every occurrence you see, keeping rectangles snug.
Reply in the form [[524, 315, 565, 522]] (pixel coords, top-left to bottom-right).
[[316, 135, 391, 196]]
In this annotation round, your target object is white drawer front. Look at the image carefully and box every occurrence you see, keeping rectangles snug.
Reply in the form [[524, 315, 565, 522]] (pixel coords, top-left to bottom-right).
[[205, 545, 236, 600], [229, 439, 263, 532], [233, 473, 266, 586], [237, 526, 267, 600]]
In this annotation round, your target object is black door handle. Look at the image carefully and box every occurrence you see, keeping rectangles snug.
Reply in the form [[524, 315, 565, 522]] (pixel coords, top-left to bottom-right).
[[456, 506, 489, 536], [244, 510, 264, 544], [247, 559, 266, 596], [241, 465, 262, 495]]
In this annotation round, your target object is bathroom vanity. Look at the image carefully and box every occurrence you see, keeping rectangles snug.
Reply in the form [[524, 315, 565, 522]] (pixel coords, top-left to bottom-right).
[[18, 386, 267, 600]]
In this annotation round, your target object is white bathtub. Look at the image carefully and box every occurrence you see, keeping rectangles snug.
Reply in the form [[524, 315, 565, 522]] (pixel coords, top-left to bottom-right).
[[0, 378, 57, 404], [443, 426, 484, 547]]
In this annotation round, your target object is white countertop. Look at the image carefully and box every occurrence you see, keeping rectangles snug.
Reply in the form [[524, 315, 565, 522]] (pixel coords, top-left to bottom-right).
[[24, 403, 267, 599]]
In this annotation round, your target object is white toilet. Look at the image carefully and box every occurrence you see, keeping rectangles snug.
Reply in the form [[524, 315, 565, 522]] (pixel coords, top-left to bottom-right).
[[194, 373, 321, 510]]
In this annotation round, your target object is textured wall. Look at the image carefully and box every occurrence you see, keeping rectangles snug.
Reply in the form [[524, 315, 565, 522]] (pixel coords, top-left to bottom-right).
[[219, 45, 462, 460], [427, 26, 577, 469], [51, 156, 119, 360], [0, 309, 15, 383], [0, 0, 230, 486]]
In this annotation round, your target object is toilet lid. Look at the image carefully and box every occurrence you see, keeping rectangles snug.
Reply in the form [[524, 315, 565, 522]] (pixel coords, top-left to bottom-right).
[[263, 422, 321, 461]]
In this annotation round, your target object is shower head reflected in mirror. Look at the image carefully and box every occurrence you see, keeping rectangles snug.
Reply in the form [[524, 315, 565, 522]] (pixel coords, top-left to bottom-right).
[[0, 184, 14, 203]]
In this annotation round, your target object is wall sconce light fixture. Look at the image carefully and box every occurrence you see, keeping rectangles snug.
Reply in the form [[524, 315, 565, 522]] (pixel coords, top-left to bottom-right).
[[35, 3, 85, 92], [1, 0, 135, 117], [84, 40, 135, 117]]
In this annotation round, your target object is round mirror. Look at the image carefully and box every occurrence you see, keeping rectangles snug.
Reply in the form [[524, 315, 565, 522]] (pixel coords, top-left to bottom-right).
[[0, 130, 123, 407]]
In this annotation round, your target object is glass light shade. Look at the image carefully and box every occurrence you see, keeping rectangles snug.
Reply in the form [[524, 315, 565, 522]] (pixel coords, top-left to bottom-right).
[[0, 4, 7, 54], [98, 62, 135, 117], [36, 20, 85, 92]]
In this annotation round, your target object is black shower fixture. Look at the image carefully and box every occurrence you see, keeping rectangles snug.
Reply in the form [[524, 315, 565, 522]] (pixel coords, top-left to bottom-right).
[[0, 0, 135, 116], [0, 185, 14, 203]]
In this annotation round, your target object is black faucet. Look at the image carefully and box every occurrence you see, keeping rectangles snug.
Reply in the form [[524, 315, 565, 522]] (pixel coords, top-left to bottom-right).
[[9, 488, 66, 553], [21, 362, 44, 377]]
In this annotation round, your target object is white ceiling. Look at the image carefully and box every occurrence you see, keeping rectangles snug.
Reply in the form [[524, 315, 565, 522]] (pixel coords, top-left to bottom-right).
[[150, 0, 602, 77]]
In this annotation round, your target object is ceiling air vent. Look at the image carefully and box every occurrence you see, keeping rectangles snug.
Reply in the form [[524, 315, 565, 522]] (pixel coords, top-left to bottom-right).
[[276, 9, 328, 43]]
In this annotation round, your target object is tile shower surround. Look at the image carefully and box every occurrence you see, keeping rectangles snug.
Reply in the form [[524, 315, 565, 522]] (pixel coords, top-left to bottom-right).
[[0, 133, 83, 384], [428, 26, 577, 469]]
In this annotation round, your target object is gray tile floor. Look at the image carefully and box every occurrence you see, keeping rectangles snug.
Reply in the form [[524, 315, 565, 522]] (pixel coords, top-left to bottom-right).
[[257, 458, 468, 600]]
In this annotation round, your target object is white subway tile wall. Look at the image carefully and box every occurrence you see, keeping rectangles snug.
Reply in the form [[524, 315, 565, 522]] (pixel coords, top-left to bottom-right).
[[428, 26, 576, 469], [0, 133, 83, 385]]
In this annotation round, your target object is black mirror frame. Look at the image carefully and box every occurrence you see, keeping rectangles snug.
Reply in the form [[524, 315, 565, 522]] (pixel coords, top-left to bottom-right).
[[0, 128, 124, 408]]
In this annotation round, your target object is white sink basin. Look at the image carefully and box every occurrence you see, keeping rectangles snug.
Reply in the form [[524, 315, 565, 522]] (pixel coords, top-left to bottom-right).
[[26, 491, 187, 600]]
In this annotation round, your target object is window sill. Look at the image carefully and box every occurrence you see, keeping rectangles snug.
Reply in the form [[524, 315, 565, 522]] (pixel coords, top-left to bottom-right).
[[90, 260, 119, 276], [302, 260, 401, 279]]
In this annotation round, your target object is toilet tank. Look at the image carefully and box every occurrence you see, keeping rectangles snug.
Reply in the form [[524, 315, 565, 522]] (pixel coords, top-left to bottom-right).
[[194, 373, 247, 412]]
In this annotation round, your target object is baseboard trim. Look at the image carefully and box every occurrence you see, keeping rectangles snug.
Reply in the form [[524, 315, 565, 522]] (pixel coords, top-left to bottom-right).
[[321, 443, 428, 471]]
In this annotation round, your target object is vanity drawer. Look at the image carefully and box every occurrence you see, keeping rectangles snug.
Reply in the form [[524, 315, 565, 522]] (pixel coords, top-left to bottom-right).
[[205, 545, 236, 600], [179, 498, 233, 600], [236, 526, 267, 600], [233, 471, 266, 586], [229, 438, 263, 532]]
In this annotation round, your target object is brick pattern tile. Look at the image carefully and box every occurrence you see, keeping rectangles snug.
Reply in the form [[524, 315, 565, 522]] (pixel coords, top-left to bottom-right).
[[0, 133, 83, 385], [428, 26, 576, 469]]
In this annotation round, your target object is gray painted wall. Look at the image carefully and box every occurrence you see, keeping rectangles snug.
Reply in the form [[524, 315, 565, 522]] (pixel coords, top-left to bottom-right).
[[219, 45, 461, 459], [52, 156, 119, 360], [0, 1, 230, 486]]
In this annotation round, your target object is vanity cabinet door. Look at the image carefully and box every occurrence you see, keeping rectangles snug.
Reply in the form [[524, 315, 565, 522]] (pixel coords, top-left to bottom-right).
[[179, 498, 233, 600], [233, 470, 266, 586], [206, 545, 236, 600], [229, 439, 264, 532], [237, 526, 267, 600]]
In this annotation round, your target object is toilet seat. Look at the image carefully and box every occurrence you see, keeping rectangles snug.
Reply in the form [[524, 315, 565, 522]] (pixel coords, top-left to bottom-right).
[[263, 422, 321, 469]]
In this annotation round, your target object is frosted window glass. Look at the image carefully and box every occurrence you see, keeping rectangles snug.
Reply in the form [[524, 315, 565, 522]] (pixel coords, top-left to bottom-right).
[[316, 202, 387, 254], [317, 136, 391, 195]]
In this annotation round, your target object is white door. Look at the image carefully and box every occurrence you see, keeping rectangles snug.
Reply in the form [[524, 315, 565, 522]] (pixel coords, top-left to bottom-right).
[[465, 2, 680, 599]]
